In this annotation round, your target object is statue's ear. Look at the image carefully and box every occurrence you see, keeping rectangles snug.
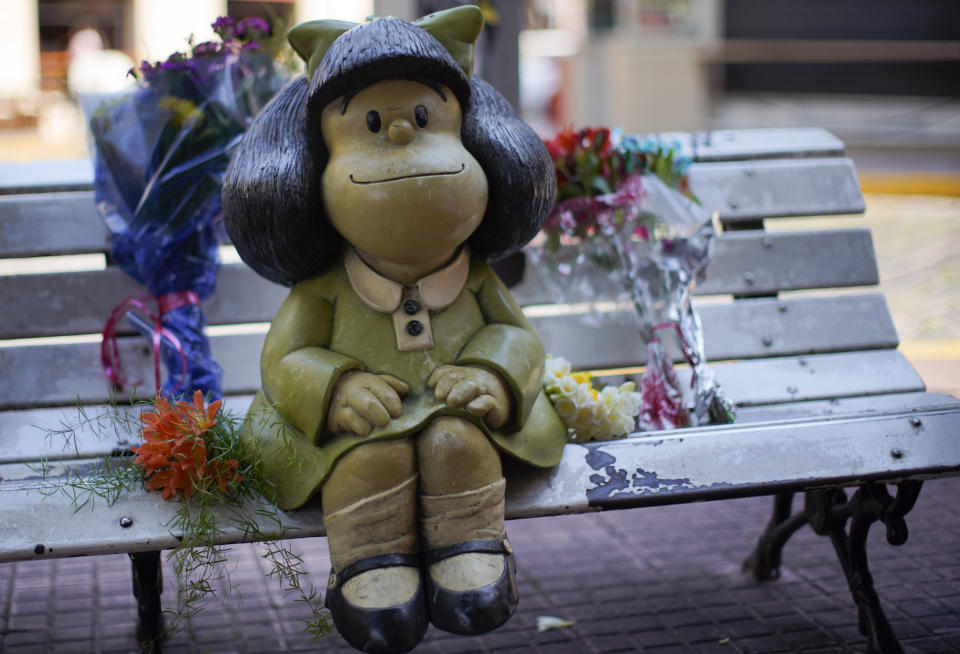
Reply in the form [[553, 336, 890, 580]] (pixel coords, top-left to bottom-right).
[[288, 20, 355, 79], [414, 5, 484, 76]]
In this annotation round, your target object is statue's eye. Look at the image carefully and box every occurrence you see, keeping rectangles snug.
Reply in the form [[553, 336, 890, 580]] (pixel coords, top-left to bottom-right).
[[366, 110, 381, 133], [414, 105, 428, 128]]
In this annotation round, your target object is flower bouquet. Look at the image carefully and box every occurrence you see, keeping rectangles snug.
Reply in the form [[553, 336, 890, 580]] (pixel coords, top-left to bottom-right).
[[89, 17, 291, 399], [542, 355, 642, 442], [534, 126, 735, 435], [47, 392, 330, 642]]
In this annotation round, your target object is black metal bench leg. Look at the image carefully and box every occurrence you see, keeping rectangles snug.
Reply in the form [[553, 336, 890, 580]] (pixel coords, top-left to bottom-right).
[[743, 492, 810, 580], [130, 550, 164, 653], [806, 481, 923, 654]]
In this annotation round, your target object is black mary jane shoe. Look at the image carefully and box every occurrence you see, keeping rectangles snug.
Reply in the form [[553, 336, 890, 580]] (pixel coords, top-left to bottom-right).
[[424, 539, 518, 636], [325, 553, 429, 654]]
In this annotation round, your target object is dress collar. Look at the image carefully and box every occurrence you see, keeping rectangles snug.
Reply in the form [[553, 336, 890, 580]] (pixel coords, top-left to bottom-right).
[[344, 247, 470, 314]]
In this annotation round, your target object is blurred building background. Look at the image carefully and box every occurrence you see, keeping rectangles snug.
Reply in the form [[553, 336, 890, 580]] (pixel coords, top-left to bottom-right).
[[1, 0, 958, 166], [0, 0, 957, 392]]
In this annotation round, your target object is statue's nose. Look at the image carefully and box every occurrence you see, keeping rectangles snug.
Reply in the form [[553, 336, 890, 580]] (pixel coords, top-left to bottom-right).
[[388, 118, 413, 145]]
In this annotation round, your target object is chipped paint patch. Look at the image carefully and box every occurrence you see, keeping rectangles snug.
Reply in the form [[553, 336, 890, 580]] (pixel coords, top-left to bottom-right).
[[585, 447, 616, 471], [631, 468, 693, 491], [583, 443, 733, 505]]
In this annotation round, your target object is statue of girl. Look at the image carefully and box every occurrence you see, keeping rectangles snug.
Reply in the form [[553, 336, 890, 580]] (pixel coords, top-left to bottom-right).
[[223, 7, 566, 652]]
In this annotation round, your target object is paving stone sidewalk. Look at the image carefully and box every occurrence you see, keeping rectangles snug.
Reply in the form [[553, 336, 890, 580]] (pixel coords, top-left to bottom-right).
[[2, 477, 959, 654]]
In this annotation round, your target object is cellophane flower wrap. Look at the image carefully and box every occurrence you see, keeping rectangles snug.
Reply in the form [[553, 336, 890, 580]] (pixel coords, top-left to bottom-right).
[[89, 17, 290, 399], [533, 127, 735, 433]]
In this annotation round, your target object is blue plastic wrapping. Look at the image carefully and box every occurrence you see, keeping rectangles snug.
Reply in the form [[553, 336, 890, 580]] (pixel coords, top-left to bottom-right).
[[88, 38, 288, 400]]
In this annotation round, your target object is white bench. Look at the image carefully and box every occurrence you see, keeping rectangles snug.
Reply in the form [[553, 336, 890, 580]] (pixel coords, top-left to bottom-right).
[[2, 127, 958, 654]]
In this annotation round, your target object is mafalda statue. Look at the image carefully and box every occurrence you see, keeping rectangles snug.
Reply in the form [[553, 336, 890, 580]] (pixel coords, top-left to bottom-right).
[[223, 5, 567, 652]]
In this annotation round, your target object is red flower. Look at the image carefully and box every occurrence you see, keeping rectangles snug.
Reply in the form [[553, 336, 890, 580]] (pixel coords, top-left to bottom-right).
[[131, 390, 240, 500], [580, 127, 611, 156], [544, 126, 578, 160]]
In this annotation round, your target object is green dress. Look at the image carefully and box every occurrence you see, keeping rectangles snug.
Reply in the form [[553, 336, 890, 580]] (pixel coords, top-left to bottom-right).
[[242, 251, 567, 509]]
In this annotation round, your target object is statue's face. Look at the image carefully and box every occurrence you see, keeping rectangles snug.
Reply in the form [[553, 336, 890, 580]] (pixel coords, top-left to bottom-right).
[[320, 79, 488, 266]]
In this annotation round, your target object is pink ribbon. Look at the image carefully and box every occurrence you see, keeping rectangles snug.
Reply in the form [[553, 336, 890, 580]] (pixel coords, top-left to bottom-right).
[[101, 290, 199, 394]]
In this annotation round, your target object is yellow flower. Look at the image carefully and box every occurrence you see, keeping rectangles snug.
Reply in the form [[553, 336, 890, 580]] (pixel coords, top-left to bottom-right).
[[158, 96, 202, 127]]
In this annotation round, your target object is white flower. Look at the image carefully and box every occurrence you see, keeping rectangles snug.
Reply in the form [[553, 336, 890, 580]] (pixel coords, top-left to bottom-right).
[[543, 354, 643, 442], [598, 386, 619, 411], [575, 382, 594, 406], [559, 375, 580, 397], [554, 397, 577, 422], [543, 355, 571, 384]]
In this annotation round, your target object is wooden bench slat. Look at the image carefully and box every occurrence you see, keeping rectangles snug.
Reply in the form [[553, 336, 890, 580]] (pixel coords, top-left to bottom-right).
[[507, 400, 960, 516], [688, 157, 865, 222], [0, 327, 921, 410], [657, 127, 846, 163], [693, 127, 845, 162], [0, 480, 327, 561], [703, 349, 924, 406], [0, 129, 845, 199], [731, 391, 960, 423], [0, 135, 863, 263], [0, 334, 263, 410], [0, 394, 255, 466], [0, 160, 94, 196], [0, 192, 105, 258], [511, 228, 879, 306], [4, 397, 957, 561], [0, 155, 860, 257], [0, 264, 285, 339], [8, 390, 954, 469], [2, 229, 877, 339], [699, 228, 879, 295], [534, 293, 898, 370]]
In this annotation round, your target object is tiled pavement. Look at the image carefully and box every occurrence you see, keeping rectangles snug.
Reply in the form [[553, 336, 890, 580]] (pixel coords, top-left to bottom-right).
[[2, 477, 959, 654]]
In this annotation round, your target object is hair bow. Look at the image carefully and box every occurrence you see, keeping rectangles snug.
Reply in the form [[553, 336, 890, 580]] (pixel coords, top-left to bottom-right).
[[288, 5, 484, 80]]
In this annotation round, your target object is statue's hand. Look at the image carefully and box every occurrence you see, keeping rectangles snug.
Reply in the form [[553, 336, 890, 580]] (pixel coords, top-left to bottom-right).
[[327, 371, 408, 436], [428, 365, 510, 429]]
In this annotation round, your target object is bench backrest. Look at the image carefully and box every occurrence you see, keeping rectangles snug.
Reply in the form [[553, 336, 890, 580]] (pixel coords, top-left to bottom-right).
[[0, 128, 918, 420]]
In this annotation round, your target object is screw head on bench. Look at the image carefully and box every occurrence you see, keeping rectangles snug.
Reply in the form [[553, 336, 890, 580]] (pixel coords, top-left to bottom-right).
[[728, 199, 739, 210], [762, 336, 773, 347], [743, 271, 755, 285], [891, 448, 903, 459], [910, 417, 922, 428], [119, 516, 134, 528]]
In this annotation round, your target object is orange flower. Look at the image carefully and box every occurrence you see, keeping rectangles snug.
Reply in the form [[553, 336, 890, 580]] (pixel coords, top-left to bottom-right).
[[132, 390, 239, 500]]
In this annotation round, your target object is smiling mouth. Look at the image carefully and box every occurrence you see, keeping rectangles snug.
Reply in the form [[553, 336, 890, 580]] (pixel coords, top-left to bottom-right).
[[349, 163, 466, 185]]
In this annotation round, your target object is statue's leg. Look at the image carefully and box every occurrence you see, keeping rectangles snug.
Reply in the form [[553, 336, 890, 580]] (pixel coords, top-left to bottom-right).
[[321, 439, 428, 654], [417, 416, 517, 635]]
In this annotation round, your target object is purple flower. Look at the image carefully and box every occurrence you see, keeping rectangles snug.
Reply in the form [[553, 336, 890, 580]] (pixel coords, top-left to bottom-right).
[[212, 16, 235, 38], [192, 41, 222, 57], [241, 41, 263, 52], [236, 16, 270, 39]]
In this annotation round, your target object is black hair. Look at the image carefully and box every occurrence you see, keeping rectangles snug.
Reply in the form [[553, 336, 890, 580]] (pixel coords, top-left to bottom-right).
[[223, 17, 556, 287]]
